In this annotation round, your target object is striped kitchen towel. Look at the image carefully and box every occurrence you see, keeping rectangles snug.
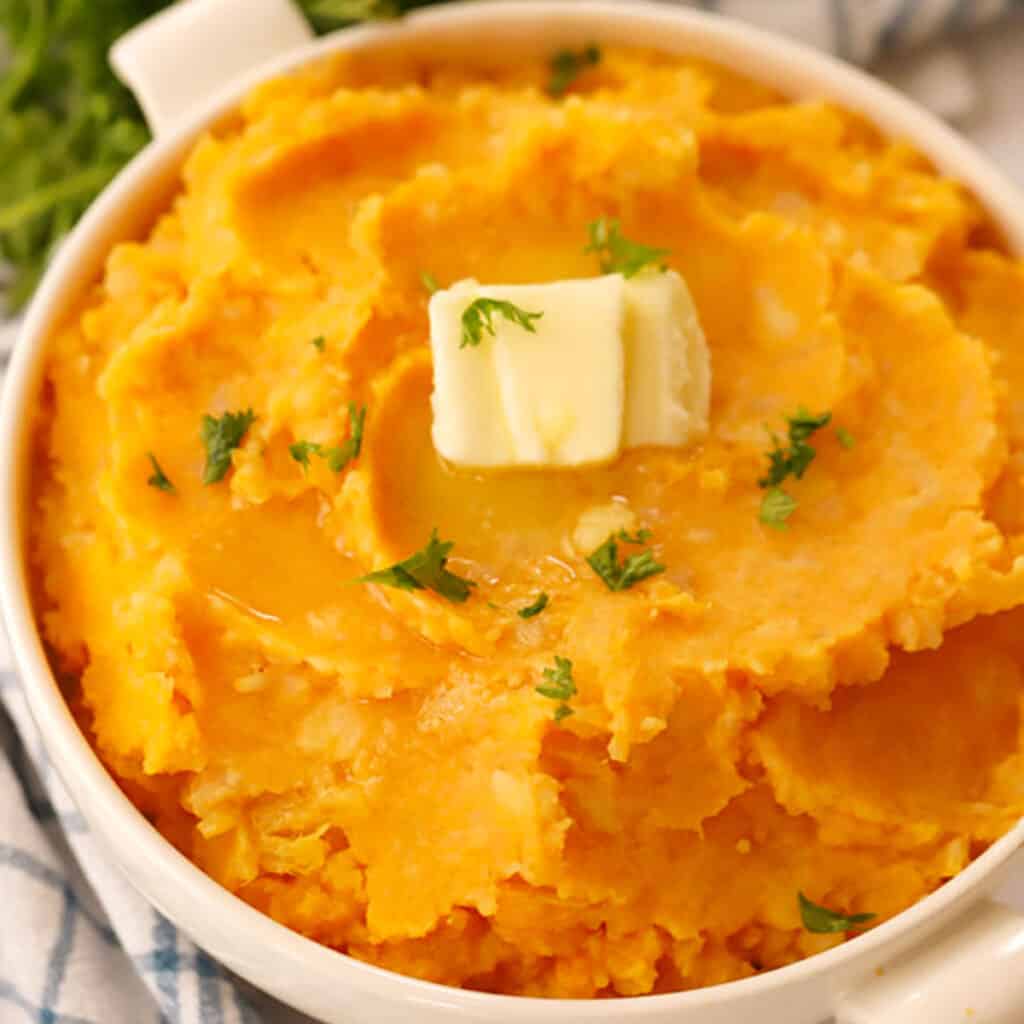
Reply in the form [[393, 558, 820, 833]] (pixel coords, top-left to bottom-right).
[[1, 2, 1022, 1023]]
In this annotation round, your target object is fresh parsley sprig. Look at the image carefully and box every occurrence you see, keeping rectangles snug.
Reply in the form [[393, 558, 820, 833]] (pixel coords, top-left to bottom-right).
[[547, 44, 601, 97], [0, 0, 441, 314], [587, 529, 665, 591], [798, 892, 876, 934], [535, 655, 577, 721], [584, 217, 670, 278], [357, 529, 475, 603], [201, 409, 255, 485], [146, 453, 175, 493], [460, 298, 543, 349], [759, 409, 832, 489], [758, 408, 853, 528], [518, 593, 549, 619], [289, 402, 367, 475]]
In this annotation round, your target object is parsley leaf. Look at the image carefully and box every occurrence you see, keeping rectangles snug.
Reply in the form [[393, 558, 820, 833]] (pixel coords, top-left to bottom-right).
[[518, 593, 549, 619], [323, 402, 366, 472], [201, 409, 255, 485], [421, 271, 439, 295], [0, 0, 441, 314], [303, 0, 400, 26], [290, 404, 366, 475], [587, 531, 665, 591], [536, 655, 577, 720], [836, 426, 855, 450], [756, 408, 832, 527], [759, 408, 832, 488], [357, 528, 475, 603], [798, 892, 876, 934], [460, 298, 543, 349], [146, 453, 175, 494], [311, 336, 326, 352], [547, 44, 601, 97], [584, 217, 670, 278], [289, 440, 323, 472], [759, 487, 797, 530]]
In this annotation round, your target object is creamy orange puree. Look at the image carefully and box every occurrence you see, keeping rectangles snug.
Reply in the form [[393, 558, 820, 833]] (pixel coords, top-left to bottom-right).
[[32, 49, 1024, 996]]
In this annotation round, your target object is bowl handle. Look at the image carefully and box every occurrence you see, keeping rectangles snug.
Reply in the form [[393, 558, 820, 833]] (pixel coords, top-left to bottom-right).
[[110, 0, 314, 138], [835, 898, 1024, 1024]]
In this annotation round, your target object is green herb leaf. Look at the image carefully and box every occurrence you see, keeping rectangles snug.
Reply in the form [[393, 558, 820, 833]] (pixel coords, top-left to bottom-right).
[[587, 531, 665, 591], [536, 655, 576, 720], [289, 440, 323, 471], [357, 528, 475, 603], [759, 408, 832, 489], [201, 409, 255, 485], [518, 593, 549, 619], [798, 892, 876, 934], [311, 335, 326, 352], [421, 271, 439, 295], [759, 488, 797, 529], [0, 0, 433, 313], [304, 0, 400, 27], [323, 402, 367, 472], [460, 298, 543, 349], [547, 44, 601, 97], [836, 426, 855, 450], [146, 453, 175, 493], [584, 217, 670, 278]]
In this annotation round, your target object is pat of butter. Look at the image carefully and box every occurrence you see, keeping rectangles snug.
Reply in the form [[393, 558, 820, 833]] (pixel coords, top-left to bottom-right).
[[623, 271, 711, 448], [429, 271, 710, 469]]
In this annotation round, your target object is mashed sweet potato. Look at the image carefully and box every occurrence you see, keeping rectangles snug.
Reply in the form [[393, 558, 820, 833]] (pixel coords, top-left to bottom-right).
[[32, 48, 1024, 996]]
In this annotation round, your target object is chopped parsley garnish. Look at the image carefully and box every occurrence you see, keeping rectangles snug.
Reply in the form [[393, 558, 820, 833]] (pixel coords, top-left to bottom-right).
[[311, 335, 326, 352], [323, 402, 367, 472], [146, 454, 175, 493], [587, 530, 665, 591], [759, 487, 797, 530], [798, 892, 876, 934], [518, 593, 549, 619], [759, 408, 832, 489], [201, 409, 255, 485], [536, 655, 577, 721], [289, 440, 323, 472], [421, 271, 439, 295], [460, 298, 543, 349], [757, 408, 832, 527], [584, 217, 670, 278], [289, 404, 366, 475], [357, 529, 475, 603], [836, 426, 855, 450], [547, 44, 601, 97]]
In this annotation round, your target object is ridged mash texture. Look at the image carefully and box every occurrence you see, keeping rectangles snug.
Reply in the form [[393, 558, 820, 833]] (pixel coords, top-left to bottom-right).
[[31, 49, 1024, 997]]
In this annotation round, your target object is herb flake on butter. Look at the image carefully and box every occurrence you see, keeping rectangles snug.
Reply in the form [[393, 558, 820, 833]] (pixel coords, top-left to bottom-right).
[[460, 298, 543, 349]]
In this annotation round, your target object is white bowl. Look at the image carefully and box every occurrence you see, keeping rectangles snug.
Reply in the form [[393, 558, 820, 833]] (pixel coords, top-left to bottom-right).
[[3, 3, 1024, 1022]]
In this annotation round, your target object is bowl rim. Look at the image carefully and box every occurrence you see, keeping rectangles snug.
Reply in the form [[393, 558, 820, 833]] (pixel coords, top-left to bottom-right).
[[3, 1, 1024, 1018]]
